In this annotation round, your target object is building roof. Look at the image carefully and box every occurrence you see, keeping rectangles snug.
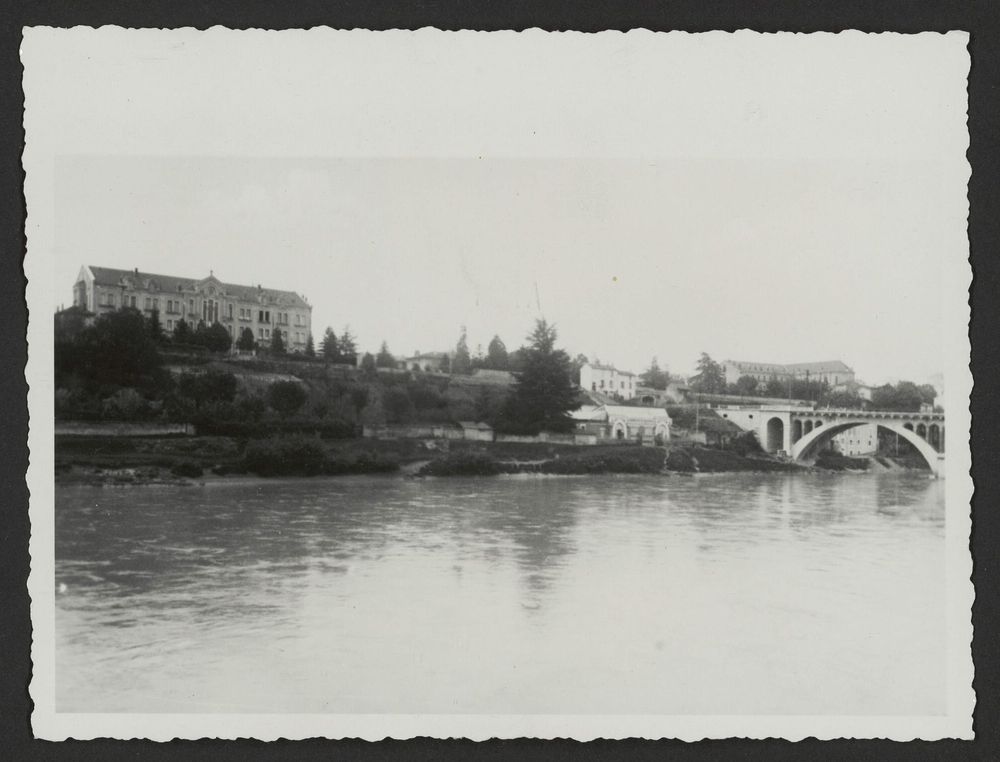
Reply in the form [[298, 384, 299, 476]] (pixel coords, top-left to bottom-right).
[[403, 352, 449, 361], [725, 359, 853, 375], [456, 421, 494, 431], [784, 360, 854, 374], [85, 266, 311, 310], [585, 362, 637, 377], [569, 404, 607, 421], [603, 404, 670, 420]]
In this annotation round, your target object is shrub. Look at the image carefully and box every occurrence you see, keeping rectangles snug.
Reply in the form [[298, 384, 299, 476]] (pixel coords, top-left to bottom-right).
[[727, 431, 765, 457], [418, 451, 503, 477], [171, 461, 204, 478], [101, 388, 149, 421], [268, 380, 307, 417], [178, 370, 238, 408], [243, 436, 328, 476], [383, 387, 414, 423]]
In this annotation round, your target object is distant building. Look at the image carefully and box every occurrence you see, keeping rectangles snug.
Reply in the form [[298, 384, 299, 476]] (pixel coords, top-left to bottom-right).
[[580, 362, 638, 400], [832, 380, 874, 402], [72, 265, 312, 352], [401, 351, 450, 372], [723, 359, 855, 387], [832, 424, 878, 456]]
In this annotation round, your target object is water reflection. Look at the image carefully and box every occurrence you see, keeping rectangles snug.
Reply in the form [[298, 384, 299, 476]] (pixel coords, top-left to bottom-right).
[[55, 471, 946, 715]]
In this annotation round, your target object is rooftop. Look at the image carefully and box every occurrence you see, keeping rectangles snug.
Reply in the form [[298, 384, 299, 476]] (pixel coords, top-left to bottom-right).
[[85, 266, 311, 310]]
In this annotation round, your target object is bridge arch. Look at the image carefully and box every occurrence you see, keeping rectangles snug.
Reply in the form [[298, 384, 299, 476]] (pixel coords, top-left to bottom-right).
[[790, 419, 943, 476], [765, 416, 784, 453]]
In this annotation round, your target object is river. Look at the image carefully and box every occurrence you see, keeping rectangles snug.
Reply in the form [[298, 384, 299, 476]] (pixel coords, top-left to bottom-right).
[[54, 471, 946, 715]]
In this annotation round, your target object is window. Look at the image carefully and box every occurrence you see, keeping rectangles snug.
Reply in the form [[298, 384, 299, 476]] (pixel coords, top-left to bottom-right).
[[130, 295, 137, 308], [259, 310, 264, 322], [258, 328, 263, 339], [265, 328, 271, 338], [144, 297, 152, 310]]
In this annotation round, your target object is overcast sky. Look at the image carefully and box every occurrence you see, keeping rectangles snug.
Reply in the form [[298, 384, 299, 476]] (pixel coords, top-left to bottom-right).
[[29, 28, 968, 385]]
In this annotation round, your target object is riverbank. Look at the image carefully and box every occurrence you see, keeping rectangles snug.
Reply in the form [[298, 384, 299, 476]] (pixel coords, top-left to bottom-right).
[[54, 433, 824, 485]]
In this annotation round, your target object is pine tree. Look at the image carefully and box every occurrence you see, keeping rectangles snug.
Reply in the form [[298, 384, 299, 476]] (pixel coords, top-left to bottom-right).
[[271, 327, 286, 355], [485, 334, 508, 370], [640, 356, 670, 390], [376, 341, 395, 368], [339, 326, 358, 363], [305, 333, 315, 357], [690, 353, 725, 394], [498, 319, 578, 434], [452, 326, 471, 374], [236, 327, 256, 352], [148, 308, 164, 343], [321, 327, 339, 362], [173, 318, 192, 344]]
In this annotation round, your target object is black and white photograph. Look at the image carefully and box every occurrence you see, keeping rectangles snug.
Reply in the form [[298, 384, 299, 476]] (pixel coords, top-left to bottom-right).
[[22, 27, 974, 740]]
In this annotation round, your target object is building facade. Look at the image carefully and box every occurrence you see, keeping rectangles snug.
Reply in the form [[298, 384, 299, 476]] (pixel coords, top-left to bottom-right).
[[73, 266, 313, 352], [571, 404, 671, 443], [580, 362, 638, 400], [831, 423, 878, 456], [722, 359, 855, 387], [401, 351, 451, 372]]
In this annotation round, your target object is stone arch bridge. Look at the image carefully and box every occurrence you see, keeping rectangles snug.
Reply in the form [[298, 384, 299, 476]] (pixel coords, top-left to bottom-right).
[[720, 406, 946, 477]]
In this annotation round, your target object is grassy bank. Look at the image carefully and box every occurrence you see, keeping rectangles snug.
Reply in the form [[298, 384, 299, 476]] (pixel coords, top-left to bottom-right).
[[55, 434, 806, 484]]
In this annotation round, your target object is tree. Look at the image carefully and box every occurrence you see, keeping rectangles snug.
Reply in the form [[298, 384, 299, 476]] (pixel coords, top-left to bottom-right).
[[270, 327, 286, 355], [640, 357, 670, 390], [321, 327, 340, 362], [734, 374, 760, 396], [497, 319, 578, 434], [871, 381, 927, 412], [439, 354, 451, 374], [360, 352, 377, 376], [452, 326, 472, 374], [376, 341, 396, 368], [236, 327, 256, 352], [173, 318, 193, 344], [485, 335, 509, 370], [689, 353, 726, 394], [305, 333, 315, 357], [267, 380, 307, 417], [73, 308, 164, 392], [339, 326, 358, 363], [148, 309, 164, 343], [764, 374, 785, 397], [201, 323, 232, 353]]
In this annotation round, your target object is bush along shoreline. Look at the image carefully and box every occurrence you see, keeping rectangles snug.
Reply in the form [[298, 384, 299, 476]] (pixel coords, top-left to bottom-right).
[[416, 443, 804, 477], [56, 433, 918, 486]]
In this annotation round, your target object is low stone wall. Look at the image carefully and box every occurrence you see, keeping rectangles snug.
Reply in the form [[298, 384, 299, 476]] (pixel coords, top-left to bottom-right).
[[55, 421, 195, 437], [495, 432, 597, 446]]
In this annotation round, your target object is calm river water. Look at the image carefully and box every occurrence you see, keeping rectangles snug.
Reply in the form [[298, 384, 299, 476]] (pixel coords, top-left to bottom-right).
[[55, 472, 945, 715]]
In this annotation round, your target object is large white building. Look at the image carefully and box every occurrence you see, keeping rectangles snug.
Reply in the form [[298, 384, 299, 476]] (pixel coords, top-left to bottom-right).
[[580, 362, 638, 400], [72, 266, 313, 352], [722, 359, 855, 387]]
